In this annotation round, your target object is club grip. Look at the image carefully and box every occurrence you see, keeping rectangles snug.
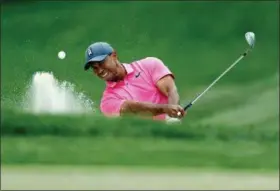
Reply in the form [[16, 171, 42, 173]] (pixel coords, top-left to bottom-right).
[[183, 103, 193, 111]]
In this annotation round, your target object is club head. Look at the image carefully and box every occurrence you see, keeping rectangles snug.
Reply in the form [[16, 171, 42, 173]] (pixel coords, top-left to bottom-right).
[[245, 32, 255, 49]]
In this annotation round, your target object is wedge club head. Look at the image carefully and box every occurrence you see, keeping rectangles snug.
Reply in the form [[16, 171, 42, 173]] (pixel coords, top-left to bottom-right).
[[245, 32, 256, 49]]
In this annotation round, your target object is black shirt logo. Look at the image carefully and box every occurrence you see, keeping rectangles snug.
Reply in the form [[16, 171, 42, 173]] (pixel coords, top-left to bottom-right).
[[135, 72, 141, 78]]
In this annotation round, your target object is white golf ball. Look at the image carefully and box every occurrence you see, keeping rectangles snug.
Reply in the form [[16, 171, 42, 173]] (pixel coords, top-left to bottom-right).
[[177, 111, 181, 116], [58, 51, 66, 59]]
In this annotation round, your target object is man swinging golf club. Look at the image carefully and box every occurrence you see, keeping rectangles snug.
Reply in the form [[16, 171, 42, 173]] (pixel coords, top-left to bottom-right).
[[84, 42, 185, 122], [84, 33, 255, 122]]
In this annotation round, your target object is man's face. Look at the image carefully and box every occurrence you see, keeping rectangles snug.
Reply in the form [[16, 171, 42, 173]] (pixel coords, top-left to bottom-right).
[[89, 54, 119, 81]]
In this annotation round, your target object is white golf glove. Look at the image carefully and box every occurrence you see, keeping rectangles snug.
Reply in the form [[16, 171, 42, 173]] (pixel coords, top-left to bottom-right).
[[165, 115, 181, 125]]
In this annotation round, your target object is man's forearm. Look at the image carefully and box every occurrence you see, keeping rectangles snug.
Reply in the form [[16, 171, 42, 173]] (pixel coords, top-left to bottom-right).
[[168, 87, 180, 105], [120, 100, 166, 116]]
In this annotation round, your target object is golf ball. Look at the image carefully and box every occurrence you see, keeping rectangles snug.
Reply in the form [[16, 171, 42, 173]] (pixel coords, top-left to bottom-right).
[[58, 51, 66, 59]]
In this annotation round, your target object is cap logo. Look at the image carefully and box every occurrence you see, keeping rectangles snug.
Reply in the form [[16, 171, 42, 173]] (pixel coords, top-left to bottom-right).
[[87, 48, 92, 56]]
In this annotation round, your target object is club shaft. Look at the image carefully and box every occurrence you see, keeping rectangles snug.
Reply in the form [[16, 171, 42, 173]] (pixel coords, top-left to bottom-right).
[[184, 49, 250, 111]]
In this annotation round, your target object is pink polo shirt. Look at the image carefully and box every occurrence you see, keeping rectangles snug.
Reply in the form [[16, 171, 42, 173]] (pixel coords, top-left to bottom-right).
[[100, 57, 174, 120]]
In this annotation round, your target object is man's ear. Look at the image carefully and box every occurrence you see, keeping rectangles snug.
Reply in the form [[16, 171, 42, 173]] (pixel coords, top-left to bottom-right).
[[111, 51, 118, 60]]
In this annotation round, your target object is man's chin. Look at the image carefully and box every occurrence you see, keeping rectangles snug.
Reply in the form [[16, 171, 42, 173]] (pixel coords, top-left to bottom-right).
[[107, 76, 121, 82], [97, 73, 119, 82], [103, 76, 115, 82]]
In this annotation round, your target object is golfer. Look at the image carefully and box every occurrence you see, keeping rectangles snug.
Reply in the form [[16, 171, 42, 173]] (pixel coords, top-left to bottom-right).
[[84, 42, 186, 121]]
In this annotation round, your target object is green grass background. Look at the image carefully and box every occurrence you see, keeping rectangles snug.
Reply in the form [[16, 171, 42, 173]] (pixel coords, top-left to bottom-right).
[[1, 1, 279, 170]]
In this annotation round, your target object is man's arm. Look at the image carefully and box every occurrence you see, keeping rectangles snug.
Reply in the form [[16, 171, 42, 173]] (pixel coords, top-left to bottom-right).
[[120, 100, 184, 118], [156, 75, 185, 120], [120, 101, 166, 116], [101, 94, 167, 117], [101, 95, 183, 118], [156, 75, 180, 105]]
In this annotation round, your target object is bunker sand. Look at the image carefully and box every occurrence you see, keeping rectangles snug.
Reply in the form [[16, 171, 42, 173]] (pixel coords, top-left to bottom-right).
[[1, 166, 279, 190]]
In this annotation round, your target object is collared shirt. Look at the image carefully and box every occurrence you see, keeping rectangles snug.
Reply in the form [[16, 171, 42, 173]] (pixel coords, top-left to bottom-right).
[[100, 57, 174, 120]]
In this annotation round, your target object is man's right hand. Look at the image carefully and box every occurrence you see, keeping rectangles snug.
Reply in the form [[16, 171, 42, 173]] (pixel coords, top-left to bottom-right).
[[162, 104, 185, 118]]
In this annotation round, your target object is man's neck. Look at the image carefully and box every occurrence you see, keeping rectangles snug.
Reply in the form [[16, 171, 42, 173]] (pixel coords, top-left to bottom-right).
[[108, 63, 127, 82], [117, 63, 127, 81]]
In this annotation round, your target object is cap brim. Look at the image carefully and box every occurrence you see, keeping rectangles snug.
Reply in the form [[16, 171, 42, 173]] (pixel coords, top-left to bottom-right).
[[84, 55, 108, 70]]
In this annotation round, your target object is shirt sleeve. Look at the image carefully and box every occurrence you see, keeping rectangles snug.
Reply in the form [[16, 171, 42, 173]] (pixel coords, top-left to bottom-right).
[[143, 57, 174, 85], [100, 93, 126, 117]]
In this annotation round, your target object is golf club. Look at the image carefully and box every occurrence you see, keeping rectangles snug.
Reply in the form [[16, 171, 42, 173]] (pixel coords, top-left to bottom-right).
[[183, 32, 256, 111]]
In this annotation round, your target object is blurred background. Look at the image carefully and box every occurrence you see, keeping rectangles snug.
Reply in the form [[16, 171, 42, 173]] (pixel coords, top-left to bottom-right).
[[1, 1, 279, 190]]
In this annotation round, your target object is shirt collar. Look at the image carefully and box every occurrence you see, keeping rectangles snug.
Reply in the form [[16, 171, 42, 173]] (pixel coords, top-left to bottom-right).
[[106, 63, 134, 88]]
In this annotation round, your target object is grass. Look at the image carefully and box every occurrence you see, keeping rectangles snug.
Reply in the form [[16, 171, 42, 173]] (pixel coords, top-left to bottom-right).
[[1, 136, 278, 170]]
